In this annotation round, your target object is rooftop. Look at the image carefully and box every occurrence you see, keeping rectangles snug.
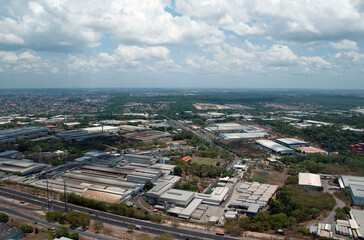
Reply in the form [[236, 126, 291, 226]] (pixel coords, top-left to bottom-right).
[[299, 173, 322, 187]]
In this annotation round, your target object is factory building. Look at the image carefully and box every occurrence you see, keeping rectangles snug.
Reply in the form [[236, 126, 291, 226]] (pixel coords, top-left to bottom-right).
[[159, 189, 195, 207], [299, 173, 322, 189], [349, 185, 364, 206], [255, 139, 296, 155], [81, 186, 132, 204], [56, 126, 119, 141], [126, 168, 162, 184], [195, 187, 230, 205], [0, 127, 48, 143], [122, 154, 156, 165], [205, 123, 247, 132], [220, 132, 268, 141], [275, 138, 310, 147], [0, 158, 47, 175], [339, 175, 364, 206]]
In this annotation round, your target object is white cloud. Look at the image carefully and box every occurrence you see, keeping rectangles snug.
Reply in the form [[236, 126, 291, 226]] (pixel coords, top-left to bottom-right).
[[0, 0, 224, 52], [175, 0, 364, 42], [0, 51, 18, 64], [330, 39, 358, 51], [114, 45, 169, 61]]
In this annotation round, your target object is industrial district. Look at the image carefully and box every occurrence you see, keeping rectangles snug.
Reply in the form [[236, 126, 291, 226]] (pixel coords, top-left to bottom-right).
[[0, 89, 363, 240]]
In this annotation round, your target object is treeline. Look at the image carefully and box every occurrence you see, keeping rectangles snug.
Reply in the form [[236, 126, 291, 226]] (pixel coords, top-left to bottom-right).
[[259, 120, 363, 151], [172, 160, 233, 179], [46, 210, 90, 228], [281, 154, 364, 176], [61, 193, 163, 223], [224, 175, 335, 235]]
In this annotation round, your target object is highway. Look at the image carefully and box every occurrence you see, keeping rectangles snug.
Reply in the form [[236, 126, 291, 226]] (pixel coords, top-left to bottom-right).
[[0, 187, 240, 240]]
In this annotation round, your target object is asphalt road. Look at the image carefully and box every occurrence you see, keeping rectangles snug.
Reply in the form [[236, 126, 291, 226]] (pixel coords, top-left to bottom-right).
[[0, 187, 240, 240], [0, 200, 118, 240]]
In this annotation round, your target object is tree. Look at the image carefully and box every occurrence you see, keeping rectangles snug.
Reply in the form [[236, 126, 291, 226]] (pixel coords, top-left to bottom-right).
[[127, 224, 134, 232], [55, 226, 70, 238], [143, 181, 154, 192], [171, 219, 180, 228], [20, 224, 33, 233], [0, 212, 8, 223], [69, 232, 79, 240], [93, 221, 104, 233], [65, 211, 91, 228]]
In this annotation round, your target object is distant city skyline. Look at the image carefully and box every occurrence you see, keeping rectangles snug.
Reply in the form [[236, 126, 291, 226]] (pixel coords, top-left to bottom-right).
[[0, 0, 364, 89]]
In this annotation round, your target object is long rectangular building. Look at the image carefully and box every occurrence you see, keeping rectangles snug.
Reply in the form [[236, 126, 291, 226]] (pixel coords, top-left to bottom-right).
[[56, 126, 119, 141], [0, 127, 48, 143], [220, 132, 268, 141], [0, 158, 47, 175], [275, 138, 310, 147], [255, 139, 295, 155]]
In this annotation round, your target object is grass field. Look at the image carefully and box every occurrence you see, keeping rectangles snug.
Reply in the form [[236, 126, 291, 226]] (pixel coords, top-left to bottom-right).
[[191, 156, 220, 166], [250, 169, 286, 186]]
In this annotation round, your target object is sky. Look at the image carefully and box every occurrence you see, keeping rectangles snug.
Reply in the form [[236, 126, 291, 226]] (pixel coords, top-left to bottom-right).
[[0, 0, 364, 89]]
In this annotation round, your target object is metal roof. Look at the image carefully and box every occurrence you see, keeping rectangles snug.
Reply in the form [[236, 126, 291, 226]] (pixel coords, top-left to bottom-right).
[[275, 138, 309, 146], [220, 132, 268, 140], [255, 139, 296, 154], [299, 173, 322, 187], [340, 175, 364, 188]]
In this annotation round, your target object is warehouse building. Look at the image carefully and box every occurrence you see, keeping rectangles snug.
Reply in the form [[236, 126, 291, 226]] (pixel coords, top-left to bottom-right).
[[339, 175, 364, 189], [255, 139, 296, 155], [205, 123, 247, 132], [0, 127, 48, 143], [195, 187, 229, 205], [126, 168, 162, 183], [122, 154, 156, 165], [299, 173, 322, 189], [81, 186, 132, 204], [349, 185, 364, 206], [220, 132, 268, 141], [159, 189, 195, 207], [275, 138, 310, 147], [56, 126, 119, 141], [0, 158, 47, 175]]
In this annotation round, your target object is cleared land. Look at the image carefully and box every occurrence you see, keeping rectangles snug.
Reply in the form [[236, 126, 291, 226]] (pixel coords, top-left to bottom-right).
[[227, 141, 267, 156], [191, 156, 220, 166], [250, 169, 286, 186]]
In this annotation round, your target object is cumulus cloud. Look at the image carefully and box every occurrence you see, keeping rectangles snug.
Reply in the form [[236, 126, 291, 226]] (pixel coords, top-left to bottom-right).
[[67, 44, 180, 73], [0, 0, 224, 52], [175, 0, 364, 42], [330, 39, 359, 51]]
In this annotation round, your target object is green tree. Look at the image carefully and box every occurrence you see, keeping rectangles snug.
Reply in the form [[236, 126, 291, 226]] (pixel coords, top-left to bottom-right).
[[20, 224, 33, 233], [0, 212, 9, 223], [55, 226, 70, 238], [69, 232, 79, 240], [143, 181, 154, 192]]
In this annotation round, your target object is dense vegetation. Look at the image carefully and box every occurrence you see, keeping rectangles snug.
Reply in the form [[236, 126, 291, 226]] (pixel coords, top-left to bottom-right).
[[259, 120, 363, 152], [60, 193, 163, 223], [281, 154, 364, 176], [224, 175, 335, 235], [172, 160, 234, 179]]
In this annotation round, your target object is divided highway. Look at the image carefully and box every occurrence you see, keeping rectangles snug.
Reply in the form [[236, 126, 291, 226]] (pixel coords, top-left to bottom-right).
[[0, 187, 239, 240]]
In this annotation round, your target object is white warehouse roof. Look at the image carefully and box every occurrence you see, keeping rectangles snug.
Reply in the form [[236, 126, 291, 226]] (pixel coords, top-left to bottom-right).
[[220, 132, 268, 140], [299, 173, 322, 188], [255, 140, 296, 155]]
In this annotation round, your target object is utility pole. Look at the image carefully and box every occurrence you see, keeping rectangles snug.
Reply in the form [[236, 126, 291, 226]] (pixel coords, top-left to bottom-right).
[[46, 168, 50, 211], [64, 179, 68, 213]]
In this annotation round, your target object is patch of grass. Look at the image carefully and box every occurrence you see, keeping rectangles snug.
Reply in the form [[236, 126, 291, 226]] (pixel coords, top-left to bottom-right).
[[191, 157, 219, 166], [250, 170, 286, 186]]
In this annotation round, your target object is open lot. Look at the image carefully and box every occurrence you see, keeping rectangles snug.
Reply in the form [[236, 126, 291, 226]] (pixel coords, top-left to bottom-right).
[[227, 141, 267, 156], [191, 156, 220, 166], [250, 169, 286, 186]]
